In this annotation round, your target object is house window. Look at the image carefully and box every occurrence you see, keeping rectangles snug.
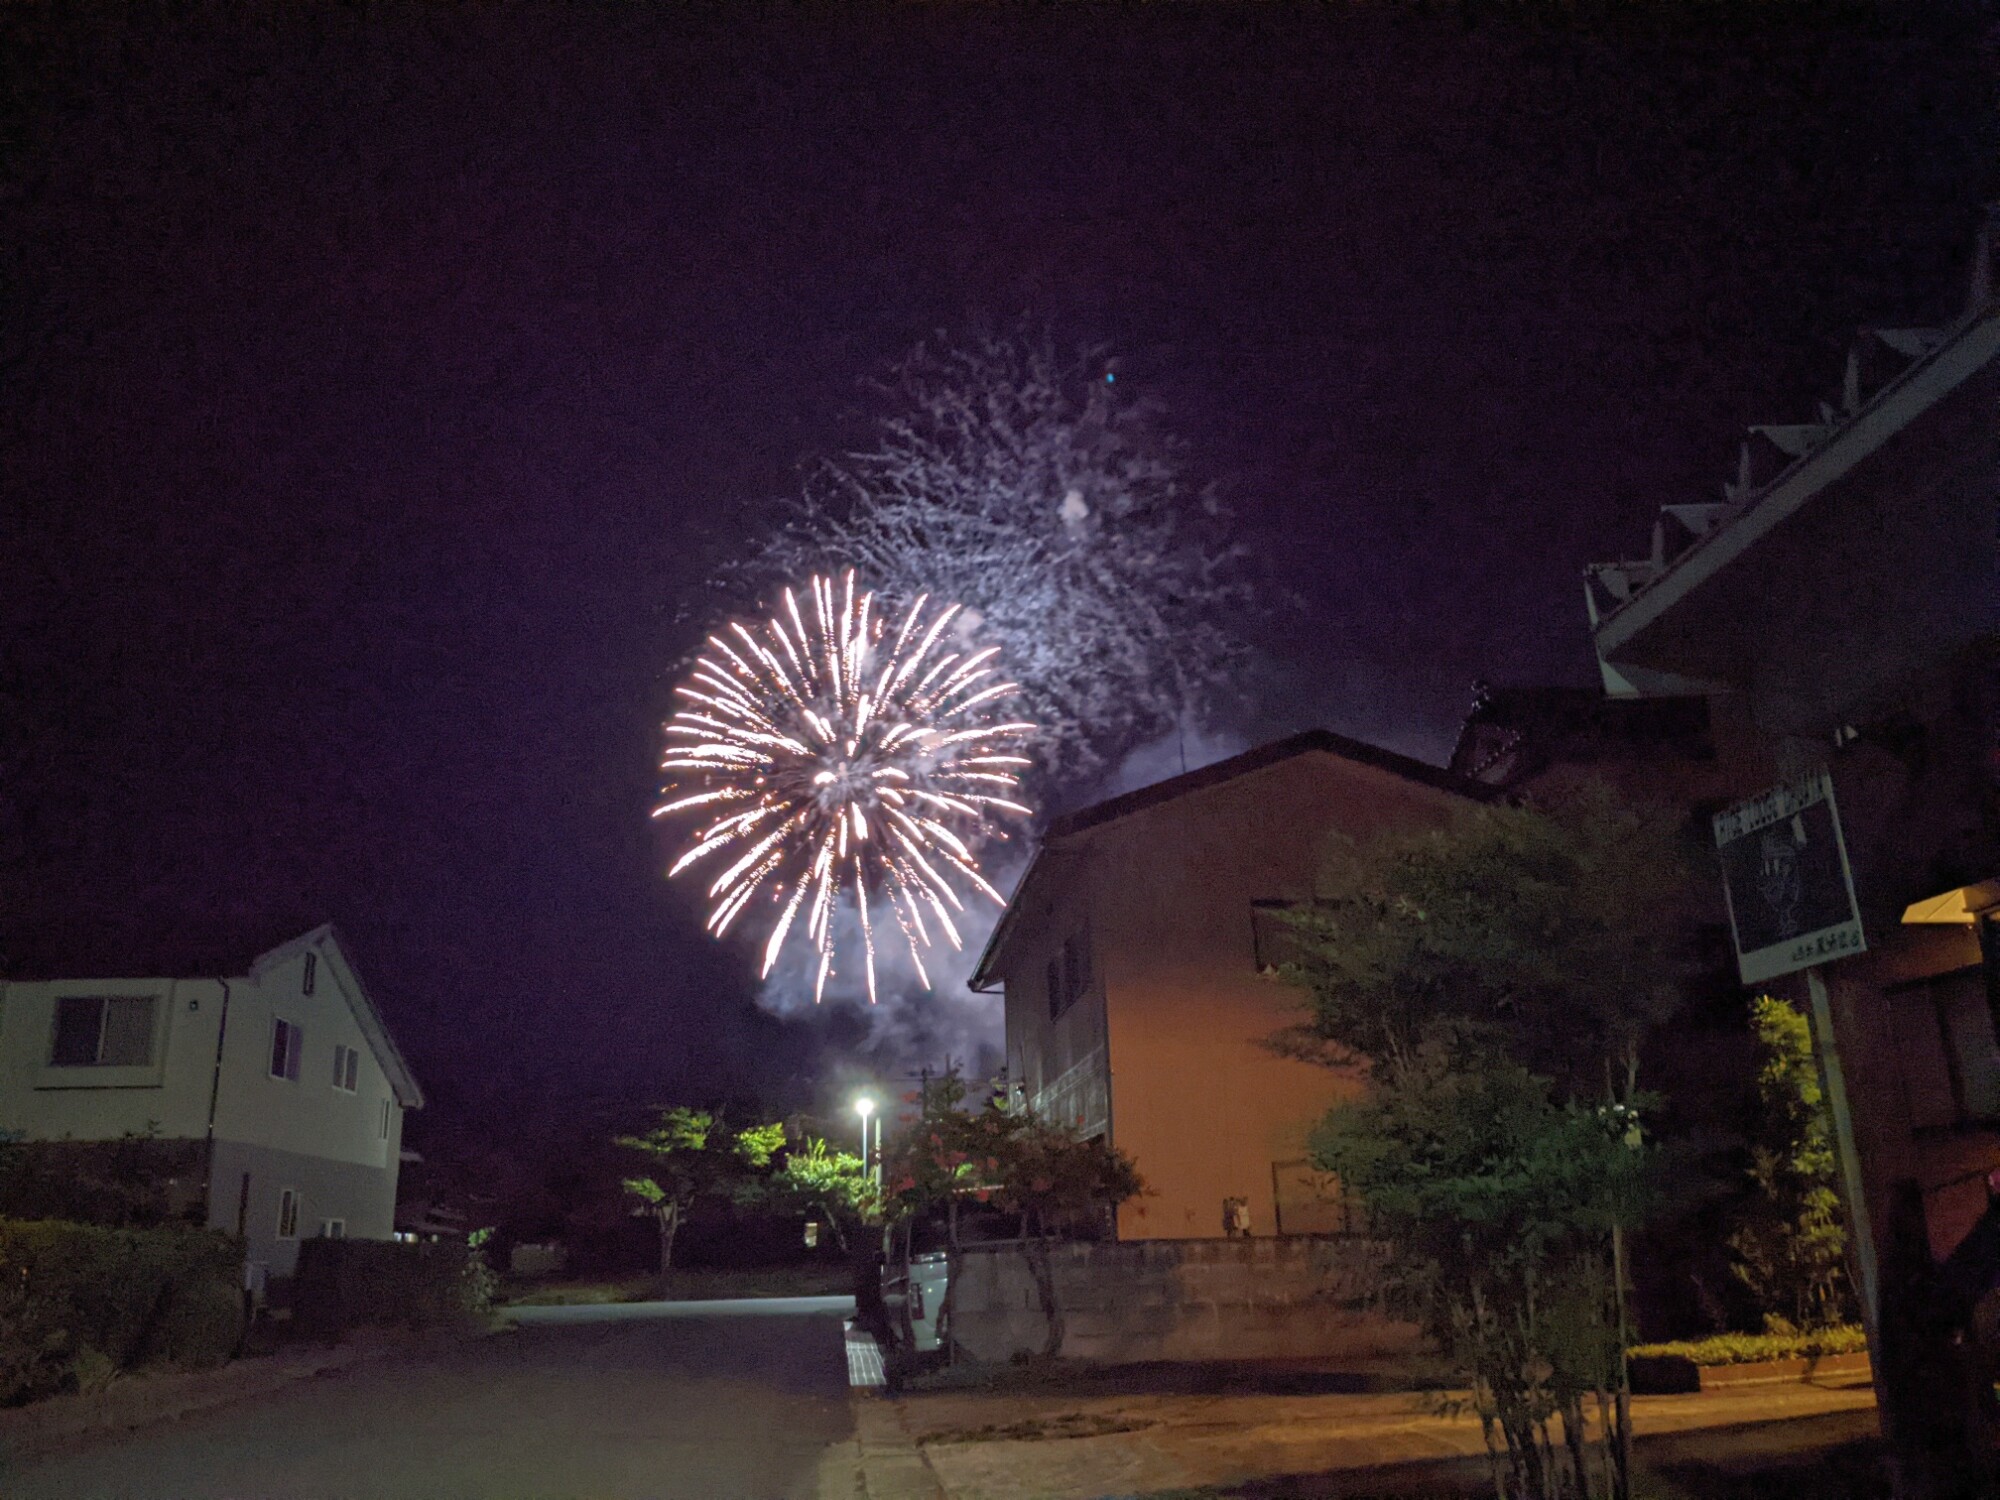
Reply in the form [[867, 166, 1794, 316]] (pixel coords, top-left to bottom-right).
[[50, 995, 158, 1067], [319, 1219, 345, 1239], [276, 1188, 300, 1239], [379, 1098, 392, 1140], [332, 1044, 359, 1093], [1250, 900, 1312, 975], [1047, 930, 1094, 1021], [302, 952, 317, 996], [270, 1019, 304, 1082]]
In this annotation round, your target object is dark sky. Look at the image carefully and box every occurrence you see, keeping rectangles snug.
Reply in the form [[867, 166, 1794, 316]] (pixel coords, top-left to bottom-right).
[[4, 2, 1992, 1132]]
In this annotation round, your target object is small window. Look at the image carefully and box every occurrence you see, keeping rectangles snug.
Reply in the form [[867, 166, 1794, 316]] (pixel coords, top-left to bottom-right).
[[270, 1019, 303, 1082], [302, 952, 317, 996], [1047, 930, 1093, 1021], [379, 1098, 392, 1140], [332, 1044, 359, 1093], [1251, 900, 1314, 975], [318, 1218, 345, 1239], [276, 1188, 300, 1239], [49, 996, 158, 1067]]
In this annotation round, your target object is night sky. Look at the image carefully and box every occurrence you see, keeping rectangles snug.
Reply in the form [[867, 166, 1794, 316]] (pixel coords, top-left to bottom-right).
[[4, 2, 1992, 1137]]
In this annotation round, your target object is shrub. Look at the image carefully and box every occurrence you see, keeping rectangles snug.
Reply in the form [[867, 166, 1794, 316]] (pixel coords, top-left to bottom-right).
[[1627, 1324, 1867, 1367], [0, 1219, 243, 1405], [292, 1237, 483, 1340]]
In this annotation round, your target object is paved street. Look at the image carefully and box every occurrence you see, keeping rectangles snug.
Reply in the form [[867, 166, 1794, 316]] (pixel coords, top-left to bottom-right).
[[0, 1297, 856, 1500]]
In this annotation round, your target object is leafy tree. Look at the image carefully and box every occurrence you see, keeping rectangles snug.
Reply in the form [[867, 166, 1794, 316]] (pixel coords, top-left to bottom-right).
[[1313, 1043, 1649, 1500], [617, 1108, 784, 1277], [1285, 786, 1696, 1500], [1726, 995, 1849, 1332], [881, 1067, 1143, 1357], [1284, 784, 1694, 1103], [767, 1136, 877, 1251]]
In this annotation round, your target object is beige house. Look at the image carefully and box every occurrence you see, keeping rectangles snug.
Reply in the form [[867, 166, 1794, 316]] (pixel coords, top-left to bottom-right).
[[0, 925, 423, 1280], [972, 731, 1491, 1240]]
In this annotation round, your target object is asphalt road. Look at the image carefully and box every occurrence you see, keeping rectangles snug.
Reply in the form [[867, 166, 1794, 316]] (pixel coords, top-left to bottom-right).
[[0, 1296, 856, 1500]]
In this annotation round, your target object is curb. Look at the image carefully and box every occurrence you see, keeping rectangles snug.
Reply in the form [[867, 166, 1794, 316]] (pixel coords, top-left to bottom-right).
[[825, 1325, 945, 1500]]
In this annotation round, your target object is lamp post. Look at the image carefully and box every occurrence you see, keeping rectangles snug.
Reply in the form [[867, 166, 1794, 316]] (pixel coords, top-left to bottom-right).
[[854, 1096, 878, 1188]]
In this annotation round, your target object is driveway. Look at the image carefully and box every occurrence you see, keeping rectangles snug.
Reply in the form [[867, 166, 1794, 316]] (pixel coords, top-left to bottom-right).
[[0, 1296, 856, 1500]]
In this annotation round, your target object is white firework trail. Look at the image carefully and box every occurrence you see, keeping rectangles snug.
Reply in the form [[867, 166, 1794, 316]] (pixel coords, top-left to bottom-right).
[[655, 571, 1036, 1003]]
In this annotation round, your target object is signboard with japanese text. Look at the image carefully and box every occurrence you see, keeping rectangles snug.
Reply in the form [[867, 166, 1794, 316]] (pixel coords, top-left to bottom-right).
[[1713, 771, 1866, 984]]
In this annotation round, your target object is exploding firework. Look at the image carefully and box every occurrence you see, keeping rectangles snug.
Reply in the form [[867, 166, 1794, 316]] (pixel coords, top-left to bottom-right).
[[655, 572, 1036, 1004]]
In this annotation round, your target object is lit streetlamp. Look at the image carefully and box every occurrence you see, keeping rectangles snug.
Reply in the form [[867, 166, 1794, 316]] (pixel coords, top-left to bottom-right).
[[853, 1095, 879, 1187]]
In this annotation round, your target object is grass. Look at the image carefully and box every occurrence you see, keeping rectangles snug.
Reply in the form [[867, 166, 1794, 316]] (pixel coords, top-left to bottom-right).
[[501, 1265, 850, 1306]]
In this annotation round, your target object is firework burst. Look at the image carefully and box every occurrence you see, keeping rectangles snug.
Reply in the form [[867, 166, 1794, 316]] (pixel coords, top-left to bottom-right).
[[655, 571, 1036, 1003]]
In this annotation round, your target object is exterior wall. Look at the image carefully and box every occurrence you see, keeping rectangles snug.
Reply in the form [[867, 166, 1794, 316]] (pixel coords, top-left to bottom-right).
[[1003, 854, 1111, 1140], [1005, 751, 1469, 1241], [0, 939, 409, 1267], [950, 1237, 1420, 1366], [212, 950, 404, 1176], [208, 1136, 400, 1278], [0, 977, 226, 1141]]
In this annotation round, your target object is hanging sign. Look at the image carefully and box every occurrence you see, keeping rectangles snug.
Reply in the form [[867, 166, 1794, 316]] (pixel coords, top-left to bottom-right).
[[1713, 770, 1866, 984]]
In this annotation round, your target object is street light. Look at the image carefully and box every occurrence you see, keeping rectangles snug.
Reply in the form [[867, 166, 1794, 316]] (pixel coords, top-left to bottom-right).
[[853, 1095, 879, 1187]]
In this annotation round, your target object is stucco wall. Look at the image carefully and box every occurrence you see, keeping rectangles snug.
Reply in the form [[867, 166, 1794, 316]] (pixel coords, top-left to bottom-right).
[[949, 1236, 1418, 1365], [212, 950, 403, 1172], [209, 1136, 400, 1277], [0, 978, 224, 1140], [1083, 752, 1466, 1239], [0, 940, 407, 1252]]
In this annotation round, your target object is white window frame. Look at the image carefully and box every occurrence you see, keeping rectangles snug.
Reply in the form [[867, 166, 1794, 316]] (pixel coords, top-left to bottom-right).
[[302, 951, 317, 996], [276, 1187, 300, 1240], [270, 1018, 303, 1082], [318, 1218, 345, 1239], [332, 1043, 359, 1093], [378, 1097, 392, 1140]]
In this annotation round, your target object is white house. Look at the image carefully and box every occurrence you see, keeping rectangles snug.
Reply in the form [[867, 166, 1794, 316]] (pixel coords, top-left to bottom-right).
[[0, 924, 423, 1279]]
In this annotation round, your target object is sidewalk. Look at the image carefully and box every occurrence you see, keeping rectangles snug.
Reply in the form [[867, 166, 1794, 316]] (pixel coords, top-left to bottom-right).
[[846, 1357, 1878, 1500]]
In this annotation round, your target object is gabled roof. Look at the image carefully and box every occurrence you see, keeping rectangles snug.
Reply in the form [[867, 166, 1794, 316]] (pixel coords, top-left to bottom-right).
[[250, 926, 424, 1110], [1045, 728, 1495, 841], [1, 920, 423, 1110], [970, 730, 1494, 989]]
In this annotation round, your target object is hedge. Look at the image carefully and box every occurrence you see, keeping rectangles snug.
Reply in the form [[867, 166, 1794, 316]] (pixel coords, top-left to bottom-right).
[[1627, 1325, 1868, 1367], [0, 1219, 245, 1406], [292, 1237, 486, 1339]]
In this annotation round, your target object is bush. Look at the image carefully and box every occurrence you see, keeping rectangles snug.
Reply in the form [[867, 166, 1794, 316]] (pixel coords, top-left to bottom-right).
[[1628, 1324, 1867, 1366], [0, 1219, 244, 1405], [292, 1237, 485, 1340]]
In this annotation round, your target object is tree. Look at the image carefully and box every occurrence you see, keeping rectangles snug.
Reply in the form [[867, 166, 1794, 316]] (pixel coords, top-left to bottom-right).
[[1726, 995, 1850, 1332], [1284, 786, 1697, 1500], [762, 1136, 891, 1339], [1314, 1042, 1649, 1500], [1284, 783, 1694, 1103], [748, 326, 1250, 786], [880, 1066, 1143, 1357], [618, 1108, 784, 1278]]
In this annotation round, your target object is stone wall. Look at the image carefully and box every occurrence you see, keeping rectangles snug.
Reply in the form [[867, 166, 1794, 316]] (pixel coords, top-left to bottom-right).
[[949, 1235, 1418, 1365]]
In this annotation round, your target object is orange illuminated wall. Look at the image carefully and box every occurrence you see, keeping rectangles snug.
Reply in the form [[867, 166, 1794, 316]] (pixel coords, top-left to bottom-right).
[[993, 737, 1483, 1241]]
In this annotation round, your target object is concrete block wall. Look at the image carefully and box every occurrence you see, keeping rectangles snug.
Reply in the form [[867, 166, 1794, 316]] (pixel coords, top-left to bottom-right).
[[949, 1235, 1419, 1365]]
